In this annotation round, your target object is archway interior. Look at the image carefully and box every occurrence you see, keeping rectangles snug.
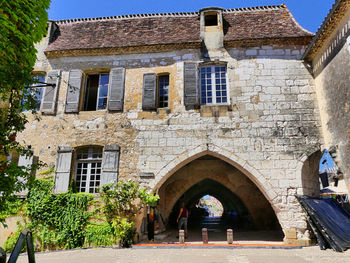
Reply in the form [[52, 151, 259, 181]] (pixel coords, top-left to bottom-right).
[[198, 195, 223, 217], [168, 179, 254, 232], [301, 150, 344, 197], [157, 155, 283, 242]]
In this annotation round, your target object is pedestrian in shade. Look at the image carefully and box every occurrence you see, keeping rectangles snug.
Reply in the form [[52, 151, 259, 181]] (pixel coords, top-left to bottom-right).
[[177, 201, 189, 238]]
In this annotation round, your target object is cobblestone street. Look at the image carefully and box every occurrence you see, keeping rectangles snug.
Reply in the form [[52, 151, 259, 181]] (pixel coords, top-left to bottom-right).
[[16, 247, 350, 263]]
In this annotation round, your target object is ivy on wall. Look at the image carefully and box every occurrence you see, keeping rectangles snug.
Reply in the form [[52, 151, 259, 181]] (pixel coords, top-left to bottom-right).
[[3, 177, 159, 251]]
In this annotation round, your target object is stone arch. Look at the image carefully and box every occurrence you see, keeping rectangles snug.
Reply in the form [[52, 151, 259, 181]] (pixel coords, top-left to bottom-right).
[[152, 144, 280, 221], [167, 178, 255, 230], [298, 149, 324, 197]]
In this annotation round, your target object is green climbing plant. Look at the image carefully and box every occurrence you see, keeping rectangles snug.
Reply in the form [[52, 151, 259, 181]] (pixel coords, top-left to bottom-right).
[[25, 179, 94, 250], [3, 179, 159, 251], [100, 181, 159, 247]]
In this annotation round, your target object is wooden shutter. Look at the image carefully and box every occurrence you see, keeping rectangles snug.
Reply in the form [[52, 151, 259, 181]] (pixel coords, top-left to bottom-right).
[[65, 69, 83, 113], [101, 145, 120, 186], [17, 153, 35, 196], [142, 73, 157, 110], [53, 146, 73, 193], [108, 68, 125, 111], [42, 70, 61, 114], [184, 62, 199, 108]]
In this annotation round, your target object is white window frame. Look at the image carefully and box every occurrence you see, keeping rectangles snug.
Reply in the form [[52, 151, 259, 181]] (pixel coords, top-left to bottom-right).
[[83, 73, 110, 111], [75, 147, 102, 194], [200, 65, 229, 105]]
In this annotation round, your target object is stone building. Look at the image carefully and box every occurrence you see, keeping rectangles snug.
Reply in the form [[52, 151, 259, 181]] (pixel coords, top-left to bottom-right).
[[303, 0, 350, 193], [18, 4, 346, 244]]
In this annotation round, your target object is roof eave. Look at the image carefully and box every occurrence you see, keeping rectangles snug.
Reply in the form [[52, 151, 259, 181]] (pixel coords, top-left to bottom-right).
[[44, 42, 202, 58], [302, 0, 346, 61]]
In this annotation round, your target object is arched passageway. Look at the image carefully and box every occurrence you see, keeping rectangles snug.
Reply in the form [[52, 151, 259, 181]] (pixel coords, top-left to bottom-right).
[[156, 155, 283, 241], [168, 179, 254, 231], [301, 149, 347, 197]]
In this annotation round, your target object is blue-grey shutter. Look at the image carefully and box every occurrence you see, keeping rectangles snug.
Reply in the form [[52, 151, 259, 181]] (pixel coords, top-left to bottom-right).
[[53, 146, 73, 193], [17, 153, 35, 196], [42, 70, 61, 114], [101, 145, 120, 186], [108, 68, 125, 111], [142, 73, 157, 110], [65, 69, 83, 113], [184, 62, 199, 108]]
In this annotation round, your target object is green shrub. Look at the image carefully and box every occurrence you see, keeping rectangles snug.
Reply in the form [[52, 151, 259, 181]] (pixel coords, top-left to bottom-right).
[[100, 181, 158, 248], [0, 196, 24, 224], [112, 218, 135, 248], [84, 222, 115, 247], [26, 179, 93, 250], [3, 179, 158, 251], [4, 225, 23, 253], [100, 181, 159, 222]]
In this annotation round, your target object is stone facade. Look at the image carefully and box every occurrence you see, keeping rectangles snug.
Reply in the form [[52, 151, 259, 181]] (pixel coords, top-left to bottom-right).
[[304, 0, 350, 194], [18, 5, 327, 244]]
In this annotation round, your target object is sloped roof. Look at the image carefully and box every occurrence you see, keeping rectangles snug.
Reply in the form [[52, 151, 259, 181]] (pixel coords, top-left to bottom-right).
[[302, 0, 350, 61], [45, 5, 313, 56]]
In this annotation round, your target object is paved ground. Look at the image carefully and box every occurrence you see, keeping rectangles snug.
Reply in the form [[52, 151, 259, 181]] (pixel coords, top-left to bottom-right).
[[15, 246, 350, 263], [150, 229, 284, 244]]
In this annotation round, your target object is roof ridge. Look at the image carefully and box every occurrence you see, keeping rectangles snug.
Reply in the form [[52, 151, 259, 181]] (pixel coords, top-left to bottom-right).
[[54, 12, 198, 24], [224, 4, 285, 13], [53, 4, 286, 24]]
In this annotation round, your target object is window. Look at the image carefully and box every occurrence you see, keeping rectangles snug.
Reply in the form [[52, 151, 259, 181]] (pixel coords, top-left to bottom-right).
[[83, 73, 109, 111], [23, 74, 45, 112], [200, 66, 227, 105], [158, 75, 169, 108], [205, 13, 218, 26], [33, 75, 45, 111], [75, 147, 102, 193]]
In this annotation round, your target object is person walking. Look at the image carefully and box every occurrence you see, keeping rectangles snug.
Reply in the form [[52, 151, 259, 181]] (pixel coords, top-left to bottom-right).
[[177, 202, 189, 238]]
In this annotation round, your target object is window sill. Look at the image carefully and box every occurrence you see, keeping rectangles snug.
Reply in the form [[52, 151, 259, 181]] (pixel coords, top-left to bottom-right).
[[77, 110, 108, 116], [80, 109, 108, 112], [157, 108, 171, 115], [200, 104, 231, 117]]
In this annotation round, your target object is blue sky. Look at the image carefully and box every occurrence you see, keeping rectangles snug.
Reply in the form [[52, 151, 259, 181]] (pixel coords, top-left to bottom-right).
[[320, 150, 336, 172], [48, 0, 335, 33]]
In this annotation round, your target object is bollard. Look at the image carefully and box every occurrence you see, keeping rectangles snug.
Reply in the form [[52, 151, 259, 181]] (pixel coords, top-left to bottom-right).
[[202, 228, 208, 244], [227, 229, 233, 244], [0, 247, 5, 263], [179, 229, 185, 244]]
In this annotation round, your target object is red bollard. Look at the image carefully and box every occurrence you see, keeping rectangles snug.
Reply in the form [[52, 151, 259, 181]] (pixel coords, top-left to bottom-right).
[[202, 228, 208, 244]]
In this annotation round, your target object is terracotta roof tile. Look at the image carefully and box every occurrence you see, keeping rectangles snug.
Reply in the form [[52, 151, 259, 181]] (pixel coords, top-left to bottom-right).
[[223, 7, 313, 41], [46, 5, 313, 53]]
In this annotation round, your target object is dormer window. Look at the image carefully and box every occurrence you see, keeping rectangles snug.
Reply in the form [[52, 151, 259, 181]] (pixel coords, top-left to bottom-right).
[[199, 7, 224, 50], [205, 13, 218, 26]]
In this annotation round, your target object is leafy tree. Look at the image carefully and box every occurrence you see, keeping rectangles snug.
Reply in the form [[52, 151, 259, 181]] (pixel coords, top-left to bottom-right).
[[0, 0, 51, 224], [100, 181, 159, 222], [100, 181, 159, 247]]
